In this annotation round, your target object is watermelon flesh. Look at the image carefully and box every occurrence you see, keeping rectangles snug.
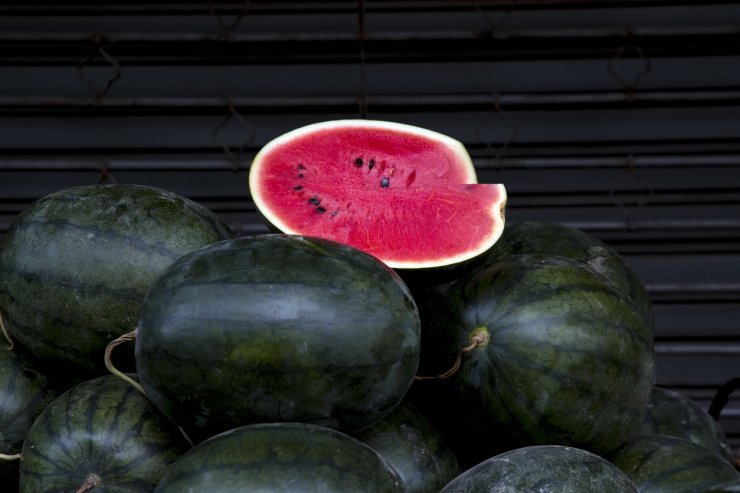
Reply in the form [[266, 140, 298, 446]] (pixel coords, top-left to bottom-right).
[[249, 120, 507, 269]]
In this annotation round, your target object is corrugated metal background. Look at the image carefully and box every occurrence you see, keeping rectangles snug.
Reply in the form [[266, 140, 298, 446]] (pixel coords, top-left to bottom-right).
[[1, 1, 739, 452]]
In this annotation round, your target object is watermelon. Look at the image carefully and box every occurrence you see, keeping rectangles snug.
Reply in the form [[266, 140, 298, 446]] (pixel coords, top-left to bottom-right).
[[0, 184, 233, 382], [154, 422, 405, 492], [704, 479, 740, 492], [135, 234, 421, 440], [439, 445, 638, 492], [608, 434, 740, 493], [0, 348, 57, 487], [411, 254, 655, 466], [248, 119, 507, 269], [19, 374, 190, 493], [482, 220, 653, 330], [638, 386, 735, 464], [352, 402, 460, 493]]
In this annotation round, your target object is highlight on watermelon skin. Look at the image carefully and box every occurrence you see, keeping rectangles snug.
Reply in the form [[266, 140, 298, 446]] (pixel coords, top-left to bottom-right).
[[248, 119, 507, 269]]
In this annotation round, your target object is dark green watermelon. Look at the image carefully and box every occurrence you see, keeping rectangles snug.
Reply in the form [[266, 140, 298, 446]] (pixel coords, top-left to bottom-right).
[[136, 234, 420, 440], [608, 434, 739, 493], [19, 374, 190, 493], [411, 254, 655, 466], [439, 445, 638, 492], [481, 221, 653, 330], [0, 184, 232, 382], [704, 479, 740, 492], [0, 348, 57, 487], [154, 422, 406, 493], [639, 386, 735, 464], [352, 402, 460, 493]]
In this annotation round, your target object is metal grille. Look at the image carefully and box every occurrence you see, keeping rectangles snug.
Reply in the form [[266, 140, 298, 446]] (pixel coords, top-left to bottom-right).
[[1, 0, 739, 450]]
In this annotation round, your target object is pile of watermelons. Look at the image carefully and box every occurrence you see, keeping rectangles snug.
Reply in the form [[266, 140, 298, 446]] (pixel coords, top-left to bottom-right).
[[0, 123, 739, 492]]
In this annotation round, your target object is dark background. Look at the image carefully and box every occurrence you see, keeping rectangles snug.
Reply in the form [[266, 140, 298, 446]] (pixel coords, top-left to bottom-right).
[[1, 1, 738, 451]]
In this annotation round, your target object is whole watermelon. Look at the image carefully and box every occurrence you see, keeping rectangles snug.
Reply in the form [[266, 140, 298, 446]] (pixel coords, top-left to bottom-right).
[[412, 253, 655, 466], [136, 234, 421, 440], [481, 221, 654, 330], [639, 386, 735, 464], [352, 402, 460, 493], [608, 434, 740, 493], [439, 445, 638, 492], [154, 422, 406, 493], [0, 348, 57, 487], [19, 374, 190, 493], [0, 184, 232, 382]]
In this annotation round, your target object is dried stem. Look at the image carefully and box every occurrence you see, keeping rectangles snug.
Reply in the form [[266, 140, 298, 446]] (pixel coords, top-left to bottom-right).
[[75, 473, 101, 493], [104, 329, 145, 395], [0, 453, 21, 461], [414, 329, 489, 381], [0, 310, 14, 350]]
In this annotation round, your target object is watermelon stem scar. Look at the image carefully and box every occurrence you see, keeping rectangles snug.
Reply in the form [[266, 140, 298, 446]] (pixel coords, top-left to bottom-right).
[[415, 327, 490, 381], [75, 473, 101, 493], [0, 309, 14, 350], [104, 329, 145, 396]]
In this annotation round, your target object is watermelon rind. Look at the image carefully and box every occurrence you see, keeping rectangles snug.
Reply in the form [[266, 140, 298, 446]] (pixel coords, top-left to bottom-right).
[[153, 422, 406, 493], [248, 119, 507, 270], [439, 445, 638, 492], [136, 234, 421, 439]]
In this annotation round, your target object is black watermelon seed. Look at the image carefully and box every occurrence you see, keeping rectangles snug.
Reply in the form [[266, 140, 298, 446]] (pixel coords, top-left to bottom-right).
[[316, 206, 327, 214], [355, 157, 363, 167], [293, 185, 303, 191], [381, 177, 390, 188], [308, 197, 321, 206], [368, 159, 375, 170], [297, 163, 306, 170]]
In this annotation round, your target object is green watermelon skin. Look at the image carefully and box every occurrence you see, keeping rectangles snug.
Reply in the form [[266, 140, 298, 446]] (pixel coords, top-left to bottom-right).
[[440, 445, 638, 492], [0, 184, 232, 381], [608, 434, 740, 493], [482, 221, 654, 331], [136, 234, 421, 439], [19, 375, 190, 493], [154, 422, 406, 493], [704, 479, 740, 492], [413, 254, 655, 464], [639, 386, 735, 464], [352, 402, 460, 493], [0, 349, 57, 486]]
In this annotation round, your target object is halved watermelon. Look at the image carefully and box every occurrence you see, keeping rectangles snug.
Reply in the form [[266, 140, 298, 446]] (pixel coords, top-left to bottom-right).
[[248, 119, 507, 269]]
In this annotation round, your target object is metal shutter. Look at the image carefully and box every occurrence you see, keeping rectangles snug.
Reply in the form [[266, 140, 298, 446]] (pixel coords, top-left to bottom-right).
[[1, 0, 739, 452]]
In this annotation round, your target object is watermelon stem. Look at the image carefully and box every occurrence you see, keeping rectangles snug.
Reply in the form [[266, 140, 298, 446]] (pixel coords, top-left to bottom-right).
[[104, 329, 145, 396], [0, 310, 14, 350], [414, 327, 490, 381], [104, 329, 196, 449], [0, 452, 21, 461], [75, 473, 101, 493]]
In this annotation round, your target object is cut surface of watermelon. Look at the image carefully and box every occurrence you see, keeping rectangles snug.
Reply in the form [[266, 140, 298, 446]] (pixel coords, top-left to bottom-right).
[[249, 119, 507, 269]]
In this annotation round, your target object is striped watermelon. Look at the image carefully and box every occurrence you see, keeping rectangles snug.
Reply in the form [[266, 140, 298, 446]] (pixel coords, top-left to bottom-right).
[[154, 422, 406, 492], [411, 254, 655, 466], [135, 234, 421, 440], [608, 434, 739, 493], [19, 375, 189, 493], [0, 184, 232, 382], [639, 386, 735, 464], [352, 402, 460, 493], [439, 445, 638, 492], [481, 221, 653, 331], [0, 348, 57, 487]]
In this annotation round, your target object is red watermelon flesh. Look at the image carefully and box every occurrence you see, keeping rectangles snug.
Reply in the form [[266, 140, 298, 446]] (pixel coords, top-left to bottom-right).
[[249, 120, 507, 269]]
